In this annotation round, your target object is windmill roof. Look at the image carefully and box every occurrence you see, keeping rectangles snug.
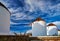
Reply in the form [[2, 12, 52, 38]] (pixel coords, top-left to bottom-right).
[[35, 17, 44, 21], [48, 23, 56, 26]]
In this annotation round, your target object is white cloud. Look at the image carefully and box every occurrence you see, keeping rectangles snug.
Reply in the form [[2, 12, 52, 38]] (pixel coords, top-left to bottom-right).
[[25, 0, 60, 18], [53, 21, 60, 24], [26, 30, 32, 33], [0, 0, 10, 8], [11, 12, 34, 20], [48, 3, 60, 17], [9, 8, 16, 13], [9, 7, 23, 14], [10, 21, 18, 24], [25, 0, 50, 12], [1, 0, 60, 18]]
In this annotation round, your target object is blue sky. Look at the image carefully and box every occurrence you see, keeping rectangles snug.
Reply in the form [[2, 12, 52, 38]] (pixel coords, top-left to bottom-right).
[[0, 0, 60, 33]]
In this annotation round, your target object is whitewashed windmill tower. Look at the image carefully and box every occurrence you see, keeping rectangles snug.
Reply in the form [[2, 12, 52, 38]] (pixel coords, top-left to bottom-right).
[[32, 18, 47, 37], [0, 2, 10, 35], [47, 23, 58, 36]]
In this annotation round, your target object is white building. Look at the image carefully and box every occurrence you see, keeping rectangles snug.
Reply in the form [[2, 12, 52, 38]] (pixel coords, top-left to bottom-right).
[[47, 23, 58, 36], [32, 18, 47, 37], [0, 2, 10, 35], [58, 30, 60, 36]]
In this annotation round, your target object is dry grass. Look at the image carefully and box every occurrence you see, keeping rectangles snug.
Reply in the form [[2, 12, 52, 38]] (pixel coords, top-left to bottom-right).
[[0, 35, 60, 41]]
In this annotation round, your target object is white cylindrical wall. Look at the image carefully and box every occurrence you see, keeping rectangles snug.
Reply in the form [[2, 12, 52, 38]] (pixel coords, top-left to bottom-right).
[[0, 6, 10, 34], [47, 26, 58, 36], [32, 21, 47, 37]]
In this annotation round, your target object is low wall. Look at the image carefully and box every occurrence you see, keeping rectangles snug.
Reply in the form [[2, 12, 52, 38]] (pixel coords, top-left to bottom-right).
[[0, 35, 60, 41], [29, 36, 60, 41]]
